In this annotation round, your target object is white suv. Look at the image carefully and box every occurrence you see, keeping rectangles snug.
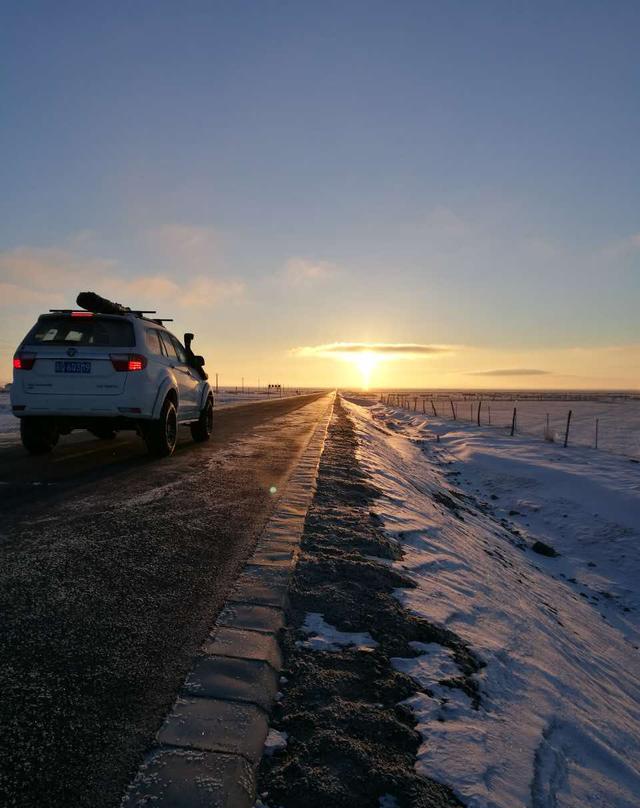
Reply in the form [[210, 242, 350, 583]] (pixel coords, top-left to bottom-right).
[[10, 294, 213, 457]]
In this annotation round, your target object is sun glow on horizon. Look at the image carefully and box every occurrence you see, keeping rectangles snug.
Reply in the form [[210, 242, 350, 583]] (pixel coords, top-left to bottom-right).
[[353, 351, 380, 389]]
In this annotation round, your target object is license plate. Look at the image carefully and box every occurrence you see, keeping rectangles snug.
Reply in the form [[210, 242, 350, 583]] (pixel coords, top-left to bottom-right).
[[54, 361, 92, 374]]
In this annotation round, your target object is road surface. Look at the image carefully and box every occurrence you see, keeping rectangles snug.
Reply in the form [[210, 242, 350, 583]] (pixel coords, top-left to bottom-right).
[[0, 392, 331, 808]]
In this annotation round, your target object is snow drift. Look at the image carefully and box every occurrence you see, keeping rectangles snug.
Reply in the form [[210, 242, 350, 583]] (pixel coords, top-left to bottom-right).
[[342, 396, 640, 808]]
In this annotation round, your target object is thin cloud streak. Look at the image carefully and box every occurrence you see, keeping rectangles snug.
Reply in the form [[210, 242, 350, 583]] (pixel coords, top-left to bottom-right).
[[469, 368, 551, 377], [292, 342, 455, 358]]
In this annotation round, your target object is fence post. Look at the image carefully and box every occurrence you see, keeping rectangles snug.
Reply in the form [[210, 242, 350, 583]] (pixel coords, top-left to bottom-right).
[[488, 405, 491, 425], [595, 417, 599, 449], [431, 400, 437, 416], [450, 400, 456, 420], [422, 398, 426, 414], [564, 410, 572, 448], [470, 402, 473, 421], [510, 407, 517, 436], [477, 400, 482, 426], [413, 397, 417, 412]]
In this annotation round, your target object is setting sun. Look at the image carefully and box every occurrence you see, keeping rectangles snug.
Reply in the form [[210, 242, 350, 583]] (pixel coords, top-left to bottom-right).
[[353, 351, 379, 389]]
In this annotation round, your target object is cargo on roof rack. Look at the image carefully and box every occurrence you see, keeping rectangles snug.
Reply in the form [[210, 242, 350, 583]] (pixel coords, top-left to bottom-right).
[[74, 292, 172, 321]]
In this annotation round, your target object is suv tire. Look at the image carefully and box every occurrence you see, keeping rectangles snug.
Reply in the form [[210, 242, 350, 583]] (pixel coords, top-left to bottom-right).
[[21, 418, 59, 455], [144, 398, 178, 457], [190, 396, 213, 443]]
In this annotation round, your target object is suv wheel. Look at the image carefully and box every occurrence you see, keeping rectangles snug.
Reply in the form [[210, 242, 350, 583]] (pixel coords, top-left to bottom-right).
[[190, 396, 213, 443], [21, 418, 59, 455], [144, 398, 178, 457]]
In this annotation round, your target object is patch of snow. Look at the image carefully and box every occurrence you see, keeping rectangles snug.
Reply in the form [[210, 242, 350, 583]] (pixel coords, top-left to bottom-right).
[[263, 728, 288, 756], [299, 612, 378, 652], [342, 396, 640, 808], [0, 393, 18, 442]]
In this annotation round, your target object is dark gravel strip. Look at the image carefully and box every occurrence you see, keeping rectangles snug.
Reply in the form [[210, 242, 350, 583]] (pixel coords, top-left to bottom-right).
[[258, 397, 483, 808]]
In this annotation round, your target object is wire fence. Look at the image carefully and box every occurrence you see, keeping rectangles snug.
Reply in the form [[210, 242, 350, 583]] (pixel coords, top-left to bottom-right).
[[375, 391, 640, 460]]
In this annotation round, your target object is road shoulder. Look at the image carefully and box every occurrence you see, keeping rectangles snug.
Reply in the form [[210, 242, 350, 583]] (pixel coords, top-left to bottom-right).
[[121, 394, 335, 807]]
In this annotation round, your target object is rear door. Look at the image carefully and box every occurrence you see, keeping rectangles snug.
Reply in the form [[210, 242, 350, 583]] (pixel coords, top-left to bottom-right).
[[20, 314, 135, 396], [157, 331, 199, 417]]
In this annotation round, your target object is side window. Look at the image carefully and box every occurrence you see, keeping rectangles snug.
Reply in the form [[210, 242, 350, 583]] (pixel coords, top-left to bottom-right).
[[170, 335, 187, 364], [145, 329, 163, 355], [158, 332, 178, 360]]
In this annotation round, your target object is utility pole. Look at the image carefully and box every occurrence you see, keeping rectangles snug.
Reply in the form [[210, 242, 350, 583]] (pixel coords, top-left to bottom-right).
[[242, 376, 244, 394], [215, 373, 219, 394]]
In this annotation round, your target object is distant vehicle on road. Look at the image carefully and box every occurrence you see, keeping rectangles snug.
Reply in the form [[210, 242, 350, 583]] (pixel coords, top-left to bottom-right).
[[10, 292, 213, 457]]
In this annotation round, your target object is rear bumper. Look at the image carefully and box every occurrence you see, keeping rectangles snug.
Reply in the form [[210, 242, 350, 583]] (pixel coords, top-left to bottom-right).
[[9, 393, 156, 420]]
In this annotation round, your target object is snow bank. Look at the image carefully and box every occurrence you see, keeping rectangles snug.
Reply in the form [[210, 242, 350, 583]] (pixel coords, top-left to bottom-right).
[[342, 397, 640, 808]]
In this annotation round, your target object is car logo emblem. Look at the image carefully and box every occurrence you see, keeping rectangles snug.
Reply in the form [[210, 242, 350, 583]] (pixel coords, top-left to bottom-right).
[[67, 348, 77, 357]]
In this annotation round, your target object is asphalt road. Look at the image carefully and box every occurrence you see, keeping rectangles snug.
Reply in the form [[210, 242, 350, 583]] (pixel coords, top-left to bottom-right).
[[0, 392, 331, 808]]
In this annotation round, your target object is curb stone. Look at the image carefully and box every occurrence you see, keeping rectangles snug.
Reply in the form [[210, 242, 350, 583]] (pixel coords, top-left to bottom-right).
[[121, 393, 335, 808]]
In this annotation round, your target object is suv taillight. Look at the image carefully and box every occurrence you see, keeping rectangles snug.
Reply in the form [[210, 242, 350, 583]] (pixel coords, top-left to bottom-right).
[[13, 352, 36, 370], [110, 353, 148, 372]]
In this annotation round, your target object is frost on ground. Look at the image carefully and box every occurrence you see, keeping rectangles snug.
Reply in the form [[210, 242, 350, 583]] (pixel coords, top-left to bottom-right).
[[342, 396, 640, 808]]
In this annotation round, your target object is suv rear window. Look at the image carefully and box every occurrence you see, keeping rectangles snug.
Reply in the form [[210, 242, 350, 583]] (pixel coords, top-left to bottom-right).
[[26, 316, 135, 347]]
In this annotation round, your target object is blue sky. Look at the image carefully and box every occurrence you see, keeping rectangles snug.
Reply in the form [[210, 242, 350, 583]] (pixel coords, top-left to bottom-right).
[[1, 1, 638, 387]]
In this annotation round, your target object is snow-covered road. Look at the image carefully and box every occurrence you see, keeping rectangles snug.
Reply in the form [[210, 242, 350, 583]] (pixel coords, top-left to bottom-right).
[[343, 396, 640, 808]]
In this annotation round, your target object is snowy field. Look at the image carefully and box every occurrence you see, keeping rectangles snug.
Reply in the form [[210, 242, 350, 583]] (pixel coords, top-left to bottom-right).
[[343, 396, 640, 808], [362, 392, 640, 460], [213, 388, 314, 408]]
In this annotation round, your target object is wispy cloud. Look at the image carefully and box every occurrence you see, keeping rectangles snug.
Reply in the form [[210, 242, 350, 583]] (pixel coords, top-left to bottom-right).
[[0, 233, 244, 311], [281, 257, 337, 286], [469, 368, 551, 376], [598, 232, 640, 262], [292, 342, 455, 358], [146, 224, 222, 270]]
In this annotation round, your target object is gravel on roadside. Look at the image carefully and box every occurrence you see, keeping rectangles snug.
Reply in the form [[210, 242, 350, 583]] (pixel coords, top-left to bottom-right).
[[258, 397, 482, 808]]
